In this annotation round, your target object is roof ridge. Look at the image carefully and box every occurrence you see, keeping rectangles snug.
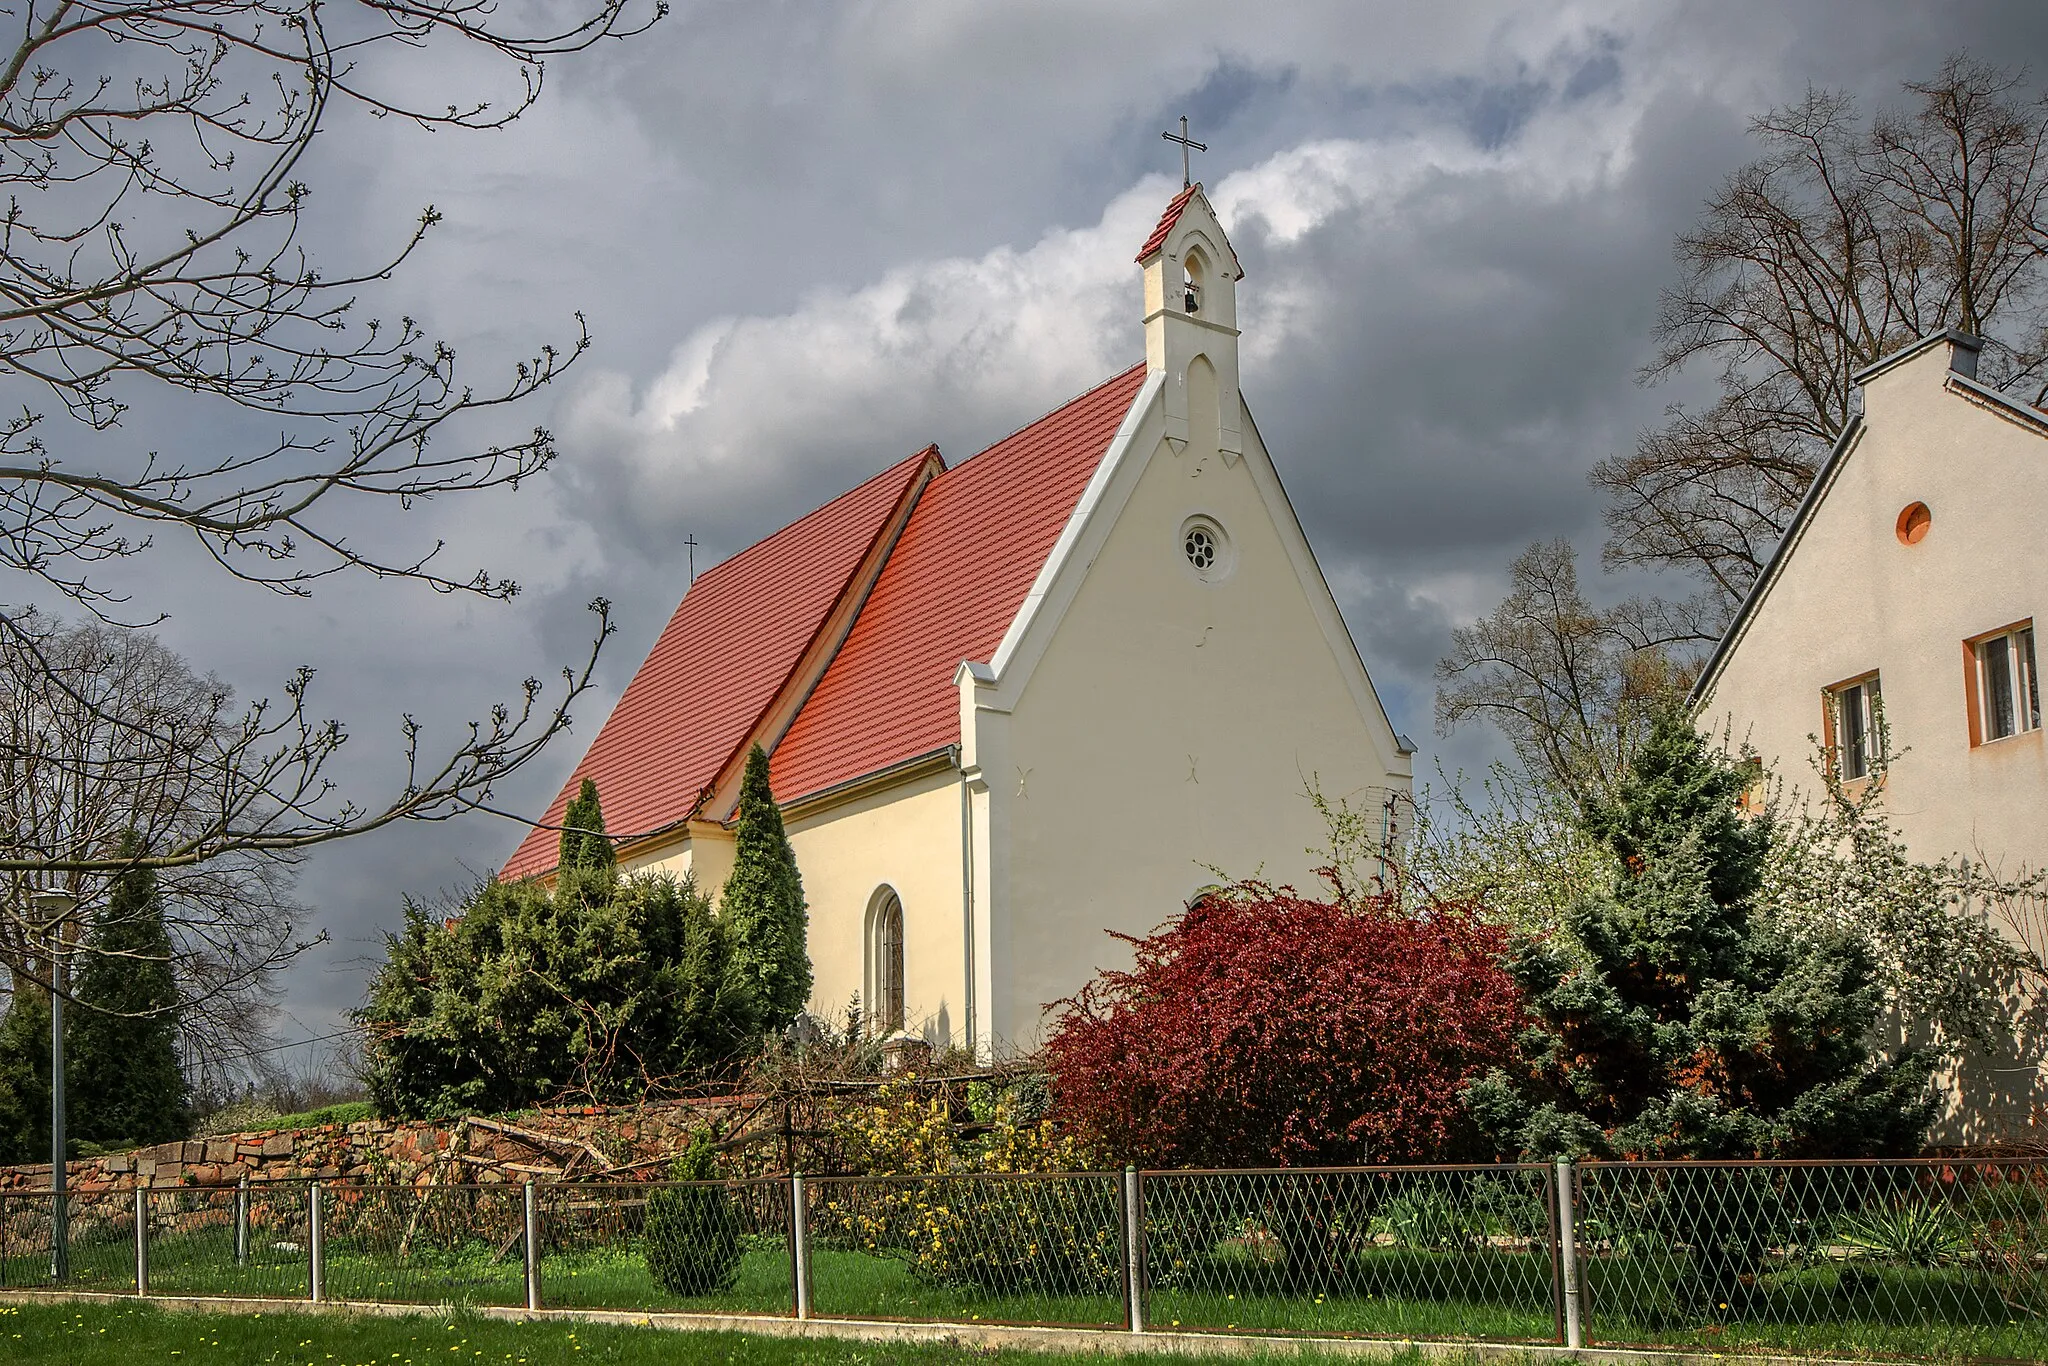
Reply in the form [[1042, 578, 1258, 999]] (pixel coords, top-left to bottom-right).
[[500, 446, 936, 881], [694, 445, 941, 587], [769, 363, 1149, 806], [1136, 182, 1202, 263]]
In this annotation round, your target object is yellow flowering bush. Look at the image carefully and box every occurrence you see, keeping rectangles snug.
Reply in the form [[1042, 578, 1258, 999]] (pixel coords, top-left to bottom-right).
[[818, 1077, 1120, 1295]]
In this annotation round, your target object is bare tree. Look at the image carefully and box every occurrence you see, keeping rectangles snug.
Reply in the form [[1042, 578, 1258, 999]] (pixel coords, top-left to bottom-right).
[[1593, 56, 2048, 621], [0, 612, 308, 1069], [0, 0, 659, 887], [1434, 539, 1705, 809]]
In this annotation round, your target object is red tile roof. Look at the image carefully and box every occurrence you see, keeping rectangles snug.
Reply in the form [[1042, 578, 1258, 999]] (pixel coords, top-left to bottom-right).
[[771, 363, 1148, 804], [1135, 182, 1201, 262], [501, 449, 935, 879]]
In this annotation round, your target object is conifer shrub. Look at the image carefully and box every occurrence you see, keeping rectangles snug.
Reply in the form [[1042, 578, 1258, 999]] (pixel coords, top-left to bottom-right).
[[1460, 707, 1935, 1164], [1458, 708, 1936, 1315], [558, 777, 616, 875], [721, 746, 812, 1036], [71, 836, 191, 1149], [0, 988, 52, 1164], [359, 784, 749, 1118], [643, 1132, 742, 1296]]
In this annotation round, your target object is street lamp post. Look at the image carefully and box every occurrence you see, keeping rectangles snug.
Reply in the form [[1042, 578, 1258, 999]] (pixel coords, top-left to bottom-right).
[[31, 886, 78, 1282]]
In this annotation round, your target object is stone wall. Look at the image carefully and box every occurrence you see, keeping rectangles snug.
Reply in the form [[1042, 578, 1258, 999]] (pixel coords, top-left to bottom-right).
[[0, 1095, 760, 1200]]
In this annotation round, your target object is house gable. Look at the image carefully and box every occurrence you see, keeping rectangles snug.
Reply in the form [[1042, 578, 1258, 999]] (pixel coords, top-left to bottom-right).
[[1693, 331, 2048, 836]]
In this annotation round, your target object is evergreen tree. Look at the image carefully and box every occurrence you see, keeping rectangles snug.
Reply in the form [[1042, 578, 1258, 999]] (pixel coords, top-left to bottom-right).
[[558, 778, 616, 874], [643, 1130, 742, 1294], [358, 870, 745, 1118], [70, 839, 191, 1148], [0, 987, 52, 1165], [720, 745, 812, 1036], [1463, 708, 1934, 1161]]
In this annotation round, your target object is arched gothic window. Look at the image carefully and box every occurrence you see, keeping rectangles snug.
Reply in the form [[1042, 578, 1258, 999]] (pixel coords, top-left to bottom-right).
[[869, 888, 905, 1034]]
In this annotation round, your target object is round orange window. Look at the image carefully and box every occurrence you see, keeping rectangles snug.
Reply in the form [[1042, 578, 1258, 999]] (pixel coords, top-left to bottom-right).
[[1896, 501, 1931, 545]]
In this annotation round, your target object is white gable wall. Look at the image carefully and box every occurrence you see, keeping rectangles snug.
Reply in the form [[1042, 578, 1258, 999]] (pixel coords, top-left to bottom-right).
[[962, 379, 1411, 1052]]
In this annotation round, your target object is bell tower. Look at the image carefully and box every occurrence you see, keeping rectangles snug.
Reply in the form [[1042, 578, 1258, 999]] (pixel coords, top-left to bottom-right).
[[1136, 183, 1244, 462]]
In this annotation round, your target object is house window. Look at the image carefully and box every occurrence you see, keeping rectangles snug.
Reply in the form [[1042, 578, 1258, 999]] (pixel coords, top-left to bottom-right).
[[1974, 623, 2040, 744], [1825, 674, 1882, 781], [868, 888, 905, 1034]]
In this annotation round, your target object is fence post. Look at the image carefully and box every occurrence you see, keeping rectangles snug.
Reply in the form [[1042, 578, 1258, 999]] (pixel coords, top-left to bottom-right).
[[133, 1187, 149, 1296], [523, 1182, 541, 1312], [1555, 1159, 1583, 1350], [235, 1176, 249, 1267], [309, 1181, 325, 1304], [790, 1172, 812, 1321], [1123, 1166, 1145, 1334]]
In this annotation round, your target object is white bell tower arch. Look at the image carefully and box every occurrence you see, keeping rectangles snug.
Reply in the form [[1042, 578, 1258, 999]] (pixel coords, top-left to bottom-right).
[[1137, 184, 1244, 463]]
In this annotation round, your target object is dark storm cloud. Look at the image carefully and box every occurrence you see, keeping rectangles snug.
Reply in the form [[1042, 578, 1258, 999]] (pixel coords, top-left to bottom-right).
[[74, 1, 2044, 1048]]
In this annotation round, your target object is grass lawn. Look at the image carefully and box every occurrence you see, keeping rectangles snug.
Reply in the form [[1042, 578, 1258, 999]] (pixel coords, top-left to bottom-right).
[[0, 1300, 1427, 1365], [15, 1226, 2048, 1360]]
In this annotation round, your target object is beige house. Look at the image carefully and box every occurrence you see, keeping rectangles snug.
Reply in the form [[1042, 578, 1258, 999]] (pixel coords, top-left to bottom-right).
[[1692, 329, 2048, 1137], [505, 185, 1413, 1056]]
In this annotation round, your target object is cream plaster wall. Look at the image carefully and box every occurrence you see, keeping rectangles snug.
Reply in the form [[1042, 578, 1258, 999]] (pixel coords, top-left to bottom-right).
[[1699, 345, 2048, 879], [984, 401, 1410, 1050], [1697, 339, 2048, 1140], [617, 828, 735, 899], [784, 768, 968, 1047]]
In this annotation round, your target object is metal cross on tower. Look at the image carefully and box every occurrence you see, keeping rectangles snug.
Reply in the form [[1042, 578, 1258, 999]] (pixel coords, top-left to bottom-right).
[[684, 533, 699, 583], [1162, 115, 1206, 188]]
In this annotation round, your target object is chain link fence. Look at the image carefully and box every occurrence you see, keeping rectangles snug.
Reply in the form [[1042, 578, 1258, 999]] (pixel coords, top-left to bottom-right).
[[1142, 1164, 1559, 1340], [3, 1158, 2048, 1361], [538, 1179, 792, 1313], [805, 1171, 1126, 1327], [142, 1183, 312, 1299], [1577, 1159, 2048, 1361]]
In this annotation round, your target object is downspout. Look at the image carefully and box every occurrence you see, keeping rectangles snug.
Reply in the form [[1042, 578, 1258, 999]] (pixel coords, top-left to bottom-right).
[[958, 752, 976, 1054]]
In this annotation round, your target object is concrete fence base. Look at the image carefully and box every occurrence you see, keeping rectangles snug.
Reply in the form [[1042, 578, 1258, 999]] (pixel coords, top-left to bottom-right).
[[0, 1287, 1892, 1366]]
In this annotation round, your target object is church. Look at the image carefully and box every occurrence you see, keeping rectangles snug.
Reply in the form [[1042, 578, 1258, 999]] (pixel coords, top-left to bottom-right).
[[503, 184, 1414, 1055]]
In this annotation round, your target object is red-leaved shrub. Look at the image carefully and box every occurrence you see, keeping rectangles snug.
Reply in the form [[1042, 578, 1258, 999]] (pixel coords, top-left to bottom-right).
[[1043, 883, 1524, 1167]]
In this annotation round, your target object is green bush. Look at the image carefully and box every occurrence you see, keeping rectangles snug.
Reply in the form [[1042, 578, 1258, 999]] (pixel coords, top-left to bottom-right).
[[273, 1101, 375, 1130], [643, 1135, 741, 1296], [1834, 1201, 1969, 1268], [1376, 1188, 1481, 1250], [918, 1178, 1121, 1296]]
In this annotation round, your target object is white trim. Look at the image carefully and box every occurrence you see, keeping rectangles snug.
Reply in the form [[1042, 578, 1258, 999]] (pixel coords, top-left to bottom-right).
[[989, 371, 1163, 678], [1849, 328, 1979, 386]]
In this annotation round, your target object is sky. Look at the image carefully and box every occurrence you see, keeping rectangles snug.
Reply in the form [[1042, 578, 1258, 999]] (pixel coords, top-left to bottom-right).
[[47, 0, 2048, 1072]]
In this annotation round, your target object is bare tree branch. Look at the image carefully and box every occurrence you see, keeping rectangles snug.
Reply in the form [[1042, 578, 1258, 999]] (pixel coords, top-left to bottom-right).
[[1595, 57, 2048, 620], [1435, 539, 1703, 810]]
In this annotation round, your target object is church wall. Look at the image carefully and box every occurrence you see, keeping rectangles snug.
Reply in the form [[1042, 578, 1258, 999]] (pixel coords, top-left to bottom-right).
[[1698, 341, 2048, 1142], [784, 766, 968, 1047], [989, 404, 1408, 1050], [616, 829, 736, 902]]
